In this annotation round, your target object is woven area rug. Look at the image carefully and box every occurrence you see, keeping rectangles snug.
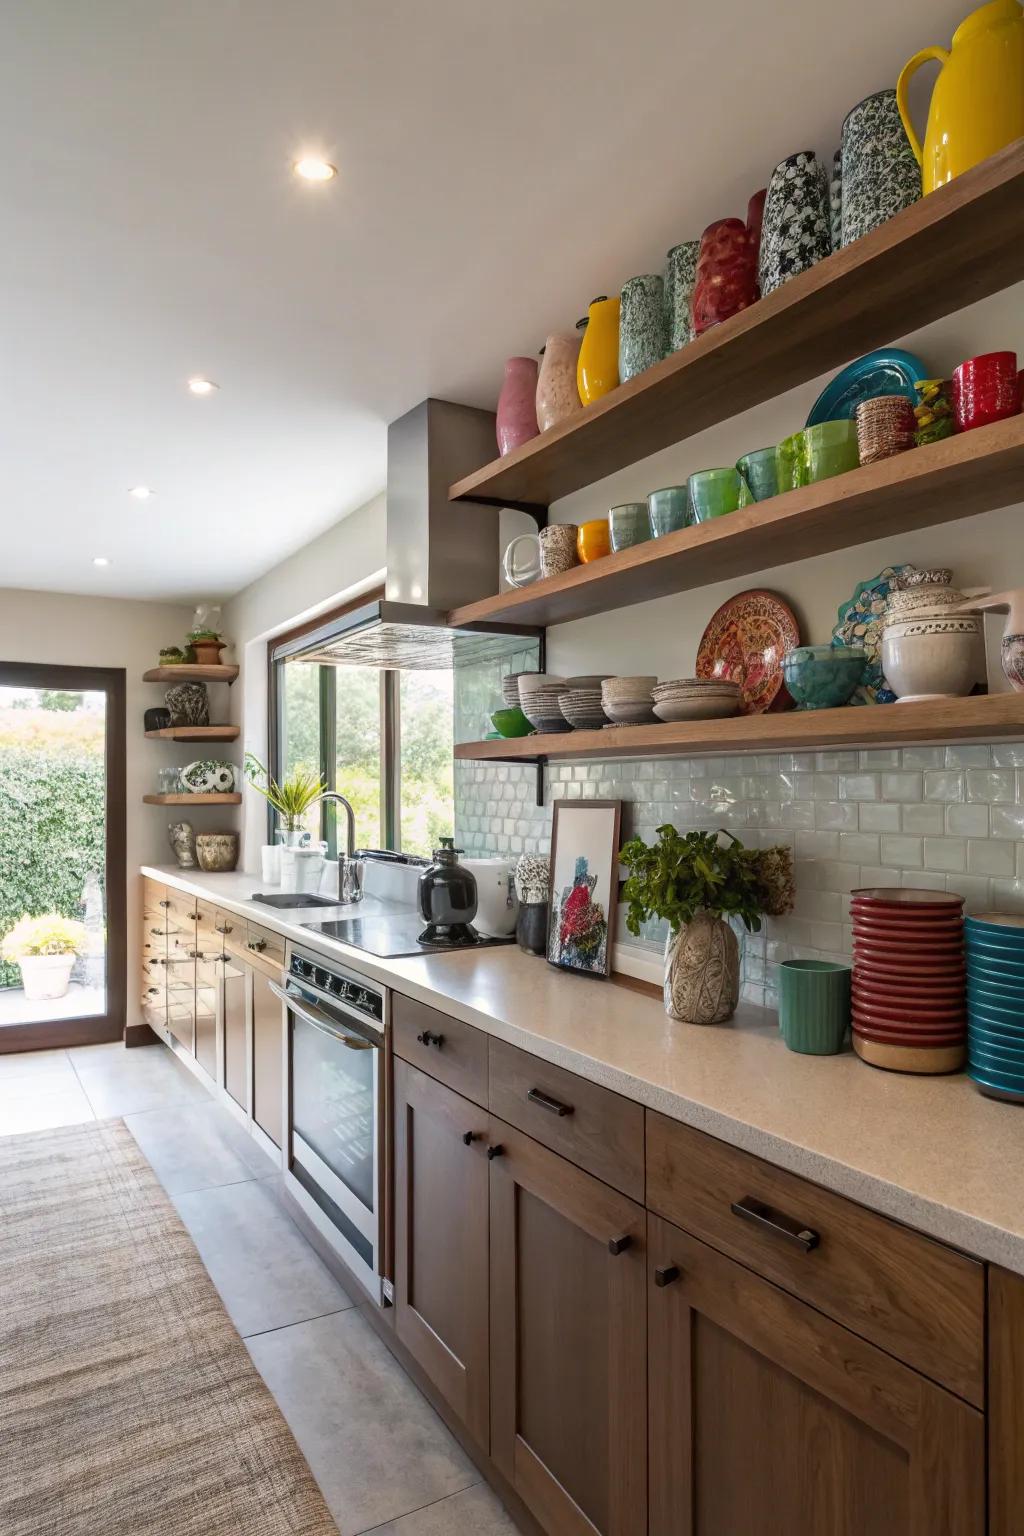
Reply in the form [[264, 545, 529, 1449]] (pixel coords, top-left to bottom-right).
[[0, 1118, 339, 1536]]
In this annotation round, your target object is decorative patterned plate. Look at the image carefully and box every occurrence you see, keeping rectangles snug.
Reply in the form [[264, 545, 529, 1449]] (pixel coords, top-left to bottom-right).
[[696, 589, 801, 714], [179, 758, 237, 794], [805, 349, 929, 427], [831, 564, 917, 703]]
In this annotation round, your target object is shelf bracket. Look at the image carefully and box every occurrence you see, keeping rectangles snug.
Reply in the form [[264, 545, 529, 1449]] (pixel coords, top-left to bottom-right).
[[463, 495, 549, 528], [483, 755, 546, 806]]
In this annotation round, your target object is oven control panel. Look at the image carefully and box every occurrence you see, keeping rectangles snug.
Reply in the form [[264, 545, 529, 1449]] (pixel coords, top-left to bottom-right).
[[289, 952, 385, 1025]]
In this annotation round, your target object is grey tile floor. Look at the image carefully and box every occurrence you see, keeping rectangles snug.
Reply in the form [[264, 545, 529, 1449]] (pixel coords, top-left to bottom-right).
[[0, 1040, 520, 1536]]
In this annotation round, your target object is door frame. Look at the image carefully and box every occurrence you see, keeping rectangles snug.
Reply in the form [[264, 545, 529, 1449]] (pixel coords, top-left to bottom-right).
[[0, 660, 127, 1052]]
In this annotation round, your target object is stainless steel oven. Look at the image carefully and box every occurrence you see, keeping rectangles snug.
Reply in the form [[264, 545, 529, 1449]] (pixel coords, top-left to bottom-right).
[[271, 943, 387, 1303]]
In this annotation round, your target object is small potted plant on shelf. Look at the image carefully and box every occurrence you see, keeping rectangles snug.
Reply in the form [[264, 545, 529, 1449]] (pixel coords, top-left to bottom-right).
[[244, 754, 326, 845], [620, 826, 795, 1025], [1, 913, 88, 1001], [158, 644, 194, 666], [188, 629, 225, 666]]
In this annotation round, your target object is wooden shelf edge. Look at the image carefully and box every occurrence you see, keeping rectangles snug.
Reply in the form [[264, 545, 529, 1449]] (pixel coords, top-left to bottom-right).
[[142, 793, 242, 805], [144, 726, 241, 741], [142, 664, 239, 683], [448, 414, 1024, 630], [455, 695, 1024, 763], [448, 139, 1024, 510]]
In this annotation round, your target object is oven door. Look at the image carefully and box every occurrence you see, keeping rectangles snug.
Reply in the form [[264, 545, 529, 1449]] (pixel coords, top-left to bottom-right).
[[272, 979, 383, 1301]]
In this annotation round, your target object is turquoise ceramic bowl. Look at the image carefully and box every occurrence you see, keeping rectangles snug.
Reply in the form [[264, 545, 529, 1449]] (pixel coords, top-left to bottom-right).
[[968, 1065, 1024, 1099], [781, 646, 867, 710], [966, 996, 1024, 1029], [966, 940, 1024, 974], [490, 707, 533, 738], [967, 974, 1024, 1006], [968, 1043, 1024, 1078], [647, 486, 691, 538], [736, 446, 779, 502], [608, 502, 651, 552], [965, 915, 1024, 949], [968, 1021, 1024, 1052]]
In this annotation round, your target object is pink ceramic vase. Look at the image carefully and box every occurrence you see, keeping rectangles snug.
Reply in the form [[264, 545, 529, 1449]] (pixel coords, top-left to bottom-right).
[[496, 356, 540, 456], [536, 332, 583, 432]]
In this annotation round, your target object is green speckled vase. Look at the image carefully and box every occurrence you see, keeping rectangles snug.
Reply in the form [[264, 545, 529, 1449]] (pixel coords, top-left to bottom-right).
[[665, 240, 699, 353], [777, 960, 851, 1054], [619, 274, 667, 383]]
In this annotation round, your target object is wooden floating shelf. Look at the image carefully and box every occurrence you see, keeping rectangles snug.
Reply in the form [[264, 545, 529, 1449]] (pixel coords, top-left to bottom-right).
[[144, 725, 240, 742], [448, 416, 1024, 629], [455, 695, 1024, 763], [142, 793, 242, 805], [449, 139, 1024, 512], [142, 664, 239, 684]]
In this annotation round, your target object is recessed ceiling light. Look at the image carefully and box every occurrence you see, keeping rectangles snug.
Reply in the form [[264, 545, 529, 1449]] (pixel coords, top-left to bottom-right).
[[128, 485, 153, 500], [293, 156, 337, 183], [93, 556, 110, 567], [188, 377, 219, 396]]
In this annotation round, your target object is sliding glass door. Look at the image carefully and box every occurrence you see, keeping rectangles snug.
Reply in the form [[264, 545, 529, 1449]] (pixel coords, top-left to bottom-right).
[[0, 662, 125, 1052]]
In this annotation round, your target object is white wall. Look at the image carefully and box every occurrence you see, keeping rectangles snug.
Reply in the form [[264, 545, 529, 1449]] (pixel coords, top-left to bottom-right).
[[0, 587, 195, 1027], [222, 491, 387, 865]]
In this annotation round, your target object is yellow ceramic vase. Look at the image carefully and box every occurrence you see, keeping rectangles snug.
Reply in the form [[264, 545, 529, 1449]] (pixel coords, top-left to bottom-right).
[[577, 296, 620, 406], [897, 0, 1024, 193]]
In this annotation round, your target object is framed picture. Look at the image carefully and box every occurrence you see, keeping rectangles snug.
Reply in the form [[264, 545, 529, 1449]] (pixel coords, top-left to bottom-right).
[[547, 800, 622, 978]]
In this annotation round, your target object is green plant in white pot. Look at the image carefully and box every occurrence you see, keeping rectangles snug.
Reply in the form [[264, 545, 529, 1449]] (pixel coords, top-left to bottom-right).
[[1, 914, 88, 1001], [620, 827, 795, 1025], [244, 753, 326, 845]]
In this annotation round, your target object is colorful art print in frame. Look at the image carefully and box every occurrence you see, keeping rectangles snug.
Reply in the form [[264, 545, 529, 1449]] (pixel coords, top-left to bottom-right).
[[546, 800, 622, 979]]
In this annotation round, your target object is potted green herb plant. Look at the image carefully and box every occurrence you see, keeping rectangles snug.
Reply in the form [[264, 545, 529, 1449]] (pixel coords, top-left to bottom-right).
[[620, 827, 795, 1024], [1, 913, 88, 1001], [244, 754, 326, 845]]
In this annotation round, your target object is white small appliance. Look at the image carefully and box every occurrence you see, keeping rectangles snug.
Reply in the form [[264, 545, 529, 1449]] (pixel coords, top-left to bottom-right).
[[463, 857, 519, 937]]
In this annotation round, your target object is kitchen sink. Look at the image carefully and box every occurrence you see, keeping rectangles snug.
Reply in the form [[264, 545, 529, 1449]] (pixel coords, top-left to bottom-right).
[[251, 892, 340, 909]]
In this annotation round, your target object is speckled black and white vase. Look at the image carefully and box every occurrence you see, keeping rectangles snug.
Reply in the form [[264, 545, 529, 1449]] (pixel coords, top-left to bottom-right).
[[165, 681, 209, 727], [829, 148, 843, 252], [841, 88, 921, 247], [664, 241, 699, 353], [758, 150, 832, 298], [619, 274, 667, 382]]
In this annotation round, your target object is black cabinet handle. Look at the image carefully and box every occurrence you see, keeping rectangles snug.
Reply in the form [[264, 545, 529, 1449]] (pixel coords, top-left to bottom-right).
[[247, 938, 267, 953], [654, 1263, 680, 1287], [186, 948, 199, 959], [416, 1030, 445, 1049], [608, 1235, 632, 1255], [158, 899, 170, 908], [149, 927, 163, 936], [487, 1144, 504, 1160], [462, 1131, 477, 1146], [527, 1087, 574, 1118], [731, 1195, 820, 1253], [215, 922, 232, 934]]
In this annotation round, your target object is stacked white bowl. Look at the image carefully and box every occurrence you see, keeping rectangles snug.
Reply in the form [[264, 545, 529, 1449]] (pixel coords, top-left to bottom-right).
[[501, 671, 536, 708], [558, 687, 610, 730], [517, 674, 570, 732], [880, 570, 983, 702], [651, 677, 742, 722], [601, 676, 658, 726]]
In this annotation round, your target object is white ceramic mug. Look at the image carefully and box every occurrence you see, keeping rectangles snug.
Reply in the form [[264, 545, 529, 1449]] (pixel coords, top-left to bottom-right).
[[260, 844, 281, 885], [502, 534, 542, 589]]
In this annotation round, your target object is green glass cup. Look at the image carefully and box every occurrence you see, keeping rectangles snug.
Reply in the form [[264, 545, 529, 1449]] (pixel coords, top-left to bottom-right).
[[687, 467, 754, 523], [647, 485, 691, 538], [608, 502, 651, 552], [736, 446, 779, 502], [804, 419, 859, 482], [776, 431, 809, 492], [777, 960, 851, 1055]]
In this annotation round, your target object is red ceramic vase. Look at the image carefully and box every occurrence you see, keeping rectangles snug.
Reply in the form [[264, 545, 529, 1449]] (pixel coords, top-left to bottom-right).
[[496, 356, 540, 456], [691, 218, 759, 336], [951, 351, 1020, 433]]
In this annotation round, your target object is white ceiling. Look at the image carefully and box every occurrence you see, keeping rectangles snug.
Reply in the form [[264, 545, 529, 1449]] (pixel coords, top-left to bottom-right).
[[0, 0, 963, 601]]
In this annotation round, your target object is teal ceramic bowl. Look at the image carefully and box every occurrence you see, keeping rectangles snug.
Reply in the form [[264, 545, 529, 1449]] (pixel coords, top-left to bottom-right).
[[965, 915, 1024, 950], [966, 940, 1024, 974], [736, 446, 779, 502], [968, 1043, 1024, 1078], [781, 646, 867, 710], [968, 1020, 1024, 1051], [688, 467, 754, 523], [966, 996, 1024, 1029], [490, 707, 533, 739], [967, 973, 1024, 1006], [968, 1064, 1024, 1099], [647, 486, 692, 538], [608, 502, 651, 552], [804, 419, 860, 482]]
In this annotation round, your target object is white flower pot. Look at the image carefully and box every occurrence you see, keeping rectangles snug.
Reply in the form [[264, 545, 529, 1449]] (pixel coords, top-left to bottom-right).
[[19, 953, 75, 1001]]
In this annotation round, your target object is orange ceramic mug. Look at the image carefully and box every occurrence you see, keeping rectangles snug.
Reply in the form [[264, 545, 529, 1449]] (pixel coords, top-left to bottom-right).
[[577, 518, 611, 563]]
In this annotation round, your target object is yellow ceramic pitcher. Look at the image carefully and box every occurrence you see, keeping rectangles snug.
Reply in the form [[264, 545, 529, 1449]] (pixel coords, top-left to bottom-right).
[[897, 0, 1024, 193]]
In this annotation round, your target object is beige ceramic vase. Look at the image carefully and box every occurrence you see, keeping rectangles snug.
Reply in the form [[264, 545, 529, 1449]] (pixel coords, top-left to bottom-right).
[[536, 333, 582, 432], [664, 911, 740, 1024]]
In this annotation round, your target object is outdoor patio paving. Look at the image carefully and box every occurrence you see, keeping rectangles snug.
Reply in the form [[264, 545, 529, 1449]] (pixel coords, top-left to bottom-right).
[[0, 983, 106, 1026]]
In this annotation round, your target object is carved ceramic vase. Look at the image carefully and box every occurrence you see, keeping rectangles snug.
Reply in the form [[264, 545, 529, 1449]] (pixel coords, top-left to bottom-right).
[[496, 356, 540, 456], [196, 832, 239, 873], [536, 333, 583, 432], [167, 821, 197, 868], [165, 681, 209, 727], [664, 911, 740, 1025]]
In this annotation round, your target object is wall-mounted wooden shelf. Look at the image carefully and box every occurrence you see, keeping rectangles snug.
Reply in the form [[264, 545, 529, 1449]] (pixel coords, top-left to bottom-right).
[[455, 694, 1024, 763], [142, 793, 242, 805], [143, 664, 239, 684], [144, 725, 240, 742], [449, 415, 1024, 629], [448, 139, 1024, 512]]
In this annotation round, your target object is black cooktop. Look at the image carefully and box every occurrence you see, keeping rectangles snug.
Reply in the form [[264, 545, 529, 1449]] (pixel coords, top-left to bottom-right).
[[301, 911, 514, 959]]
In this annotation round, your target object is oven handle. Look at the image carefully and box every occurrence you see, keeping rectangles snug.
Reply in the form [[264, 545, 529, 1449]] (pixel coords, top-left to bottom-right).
[[268, 980, 381, 1050]]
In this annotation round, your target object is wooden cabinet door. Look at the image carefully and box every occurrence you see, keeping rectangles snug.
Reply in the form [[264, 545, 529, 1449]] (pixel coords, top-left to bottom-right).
[[193, 955, 219, 1081], [393, 1058, 490, 1449], [489, 1118, 647, 1536], [647, 1213, 984, 1536], [222, 950, 248, 1111], [164, 932, 195, 1054], [251, 966, 284, 1148]]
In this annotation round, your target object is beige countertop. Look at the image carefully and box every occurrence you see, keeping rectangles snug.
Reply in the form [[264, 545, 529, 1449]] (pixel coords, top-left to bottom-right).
[[143, 863, 1024, 1275]]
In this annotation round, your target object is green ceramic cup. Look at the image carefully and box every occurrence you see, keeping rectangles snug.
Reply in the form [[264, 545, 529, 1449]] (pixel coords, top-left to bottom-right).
[[608, 502, 651, 552], [736, 446, 779, 502], [687, 467, 754, 523], [805, 419, 860, 482], [647, 485, 691, 538], [776, 431, 809, 492], [777, 960, 851, 1055]]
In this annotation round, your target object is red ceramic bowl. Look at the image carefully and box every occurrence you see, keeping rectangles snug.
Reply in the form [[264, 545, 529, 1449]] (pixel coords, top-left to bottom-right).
[[852, 979, 965, 1004], [951, 351, 1020, 433], [853, 941, 964, 966], [854, 957, 966, 981], [851, 913, 964, 935], [852, 928, 965, 950], [853, 1023, 967, 1048], [853, 1000, 966, 1029], [851, 888, 964, 911]]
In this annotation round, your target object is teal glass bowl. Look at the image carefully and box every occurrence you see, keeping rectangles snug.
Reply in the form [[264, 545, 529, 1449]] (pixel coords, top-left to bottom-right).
[[736, 446, 779, 502], [490, 707, 533, 738], [781, 645, 867, 710], [647, 486, 691, 538]]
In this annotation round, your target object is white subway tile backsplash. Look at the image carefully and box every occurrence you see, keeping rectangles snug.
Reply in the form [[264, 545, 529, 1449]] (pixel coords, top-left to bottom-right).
[[860, 749, 901, 768], [839, 774, 878, 801], [946, 803, 990, 837], [966, 769, 1014, 803], [945, 745, 991, 768], [858, 803, 901, 833], [923, 771, 964, 802], [839, 832, 880, 864], [882, 772, 924, 802], [967, 839, 1015, 878], [992, 742, 1024, 767], [991, 804, 1024, 840], [881, 835, 923, 868], [903, 871, 949, 891], [815, 801, 859, 831], [858, 865, 902, 888], [923, 837, 967, 873], [901, 803, 944, 836], [991, 879, 1024, 913], [902, 747, 945, 769]]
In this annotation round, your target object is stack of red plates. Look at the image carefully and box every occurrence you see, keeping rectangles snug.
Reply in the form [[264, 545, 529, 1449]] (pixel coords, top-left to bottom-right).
[[851, 888, 966, 1075]]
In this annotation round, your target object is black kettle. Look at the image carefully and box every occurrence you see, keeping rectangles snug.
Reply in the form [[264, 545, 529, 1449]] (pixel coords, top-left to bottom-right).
[[417, 837, 478, 944]]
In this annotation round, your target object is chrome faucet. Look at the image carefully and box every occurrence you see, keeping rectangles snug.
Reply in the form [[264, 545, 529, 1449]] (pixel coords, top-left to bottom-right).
[[316, 791, 362, 900], [316, 791, 357, 859]]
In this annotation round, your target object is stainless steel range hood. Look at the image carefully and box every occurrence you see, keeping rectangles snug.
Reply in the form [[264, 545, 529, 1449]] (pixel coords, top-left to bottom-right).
[[299, 398, 542, 670]]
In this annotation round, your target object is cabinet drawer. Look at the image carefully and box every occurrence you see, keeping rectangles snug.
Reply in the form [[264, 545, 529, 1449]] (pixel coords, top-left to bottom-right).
[[165, 888, 197, 933], [195, 900, 224, 956], [646, 1113, 984, 1406], [142, 876, 169, 915], [488, 1037, 644, 1201], [392, 993, 488, 1107], [244, 920, 285, 969], [213, 905, 241, 943]]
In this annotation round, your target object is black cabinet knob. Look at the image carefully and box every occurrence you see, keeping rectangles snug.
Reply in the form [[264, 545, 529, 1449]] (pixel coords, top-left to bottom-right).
[[608, 1235, 632, 1255], [416, 1030, 445, 1049], [654, 1264, 680, 1287], [462, 1131, 477, 1146], [486, 1144, 504, 1160]]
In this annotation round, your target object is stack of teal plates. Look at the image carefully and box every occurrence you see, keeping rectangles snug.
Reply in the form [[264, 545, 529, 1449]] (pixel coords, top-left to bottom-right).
[[965, 913, 1024, 1102]]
